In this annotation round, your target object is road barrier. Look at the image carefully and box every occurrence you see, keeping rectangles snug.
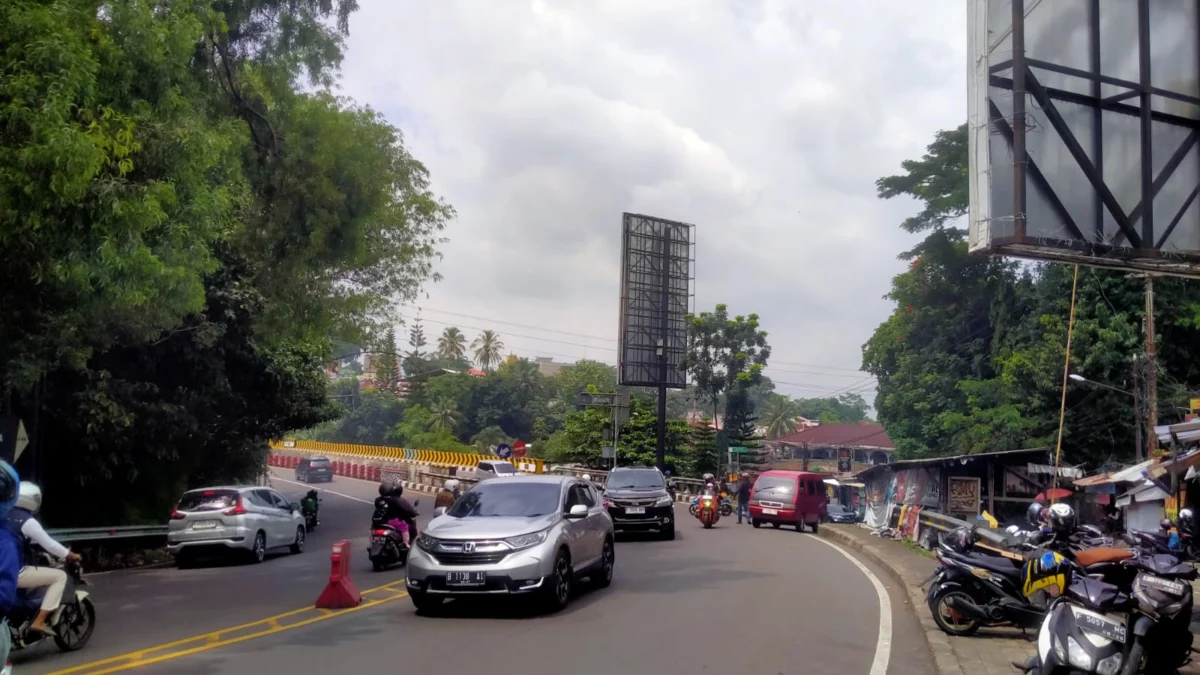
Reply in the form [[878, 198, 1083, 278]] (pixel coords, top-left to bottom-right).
[[48, 525, 168, 543], [316, 540, 361, 609], [270, 439, 545, 474]]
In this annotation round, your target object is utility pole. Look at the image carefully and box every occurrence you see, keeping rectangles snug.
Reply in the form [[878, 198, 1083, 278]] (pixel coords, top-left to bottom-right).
[[1133, 354, 1143, 462], [1144, 276, 1158, 456]]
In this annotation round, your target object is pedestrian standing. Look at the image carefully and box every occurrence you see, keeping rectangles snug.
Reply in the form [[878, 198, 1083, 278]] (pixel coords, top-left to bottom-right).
[[736, 472, 752, 524]]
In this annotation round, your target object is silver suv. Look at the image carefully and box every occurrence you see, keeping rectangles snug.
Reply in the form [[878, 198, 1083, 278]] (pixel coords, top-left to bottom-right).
[[167, 486, 307, 566], [406, 475, 614, 614]]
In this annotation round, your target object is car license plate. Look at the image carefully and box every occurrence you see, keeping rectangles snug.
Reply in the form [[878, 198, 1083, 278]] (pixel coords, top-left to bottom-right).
[[446, 571, 486, 587], [1141, 574, 1187, 596], [762, 508, 778, 515], [1077, 613, 1126, 644], [192, 520, 218, 530], [626, 507, 645, 514]]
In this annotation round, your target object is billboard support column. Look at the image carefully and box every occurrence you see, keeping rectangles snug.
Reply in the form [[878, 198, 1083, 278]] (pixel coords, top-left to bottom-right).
[[656, 226, 671, 471]]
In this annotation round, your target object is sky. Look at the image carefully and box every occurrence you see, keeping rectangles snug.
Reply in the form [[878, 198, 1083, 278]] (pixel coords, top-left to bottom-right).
[[336, 0, 968, 405]]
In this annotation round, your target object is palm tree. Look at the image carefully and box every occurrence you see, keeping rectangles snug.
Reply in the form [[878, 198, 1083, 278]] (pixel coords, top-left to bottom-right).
[[472, 330, 504, 371], [437, 326, 467, 361], [428, 399, 462, 432], [761, 394, 800, 439]]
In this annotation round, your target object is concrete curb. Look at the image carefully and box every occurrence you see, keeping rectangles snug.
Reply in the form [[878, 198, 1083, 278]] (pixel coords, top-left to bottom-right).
[[818, 526, 966, 675]]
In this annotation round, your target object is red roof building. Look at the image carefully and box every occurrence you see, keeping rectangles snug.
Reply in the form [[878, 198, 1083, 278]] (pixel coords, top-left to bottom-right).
[[773, 423, 894, 468]]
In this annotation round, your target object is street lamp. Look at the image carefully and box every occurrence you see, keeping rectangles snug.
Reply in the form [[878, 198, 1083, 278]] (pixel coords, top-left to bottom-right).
[[1068, 373, 1134, 397]]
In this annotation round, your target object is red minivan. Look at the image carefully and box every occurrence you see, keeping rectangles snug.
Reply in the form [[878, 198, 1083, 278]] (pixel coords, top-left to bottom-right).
[[747, 470, 828, 533]]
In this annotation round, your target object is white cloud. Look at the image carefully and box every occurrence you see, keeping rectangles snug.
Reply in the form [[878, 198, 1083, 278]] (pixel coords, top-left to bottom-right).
[[338, 0, 968, 403]]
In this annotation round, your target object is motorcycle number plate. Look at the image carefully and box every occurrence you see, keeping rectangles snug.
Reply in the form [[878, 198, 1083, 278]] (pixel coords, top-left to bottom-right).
[[372, 536, 388, 544], [1077, 613, 1126, 644], [192, 521, 218, 530], [446, 571, 486, 587], [762, 508, 778, 515], [625, 507, 645, 514], [1141, 574, 1186, 596]]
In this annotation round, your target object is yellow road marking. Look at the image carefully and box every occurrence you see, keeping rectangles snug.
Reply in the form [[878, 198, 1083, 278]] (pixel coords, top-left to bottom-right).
[[47, 581, 409, 675]]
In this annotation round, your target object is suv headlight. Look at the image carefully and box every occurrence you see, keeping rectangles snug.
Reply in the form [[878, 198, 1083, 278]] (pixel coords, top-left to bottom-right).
[[655, 495, 674, 506], [505, 530, 548, 551], [415, 533, 439, 552]]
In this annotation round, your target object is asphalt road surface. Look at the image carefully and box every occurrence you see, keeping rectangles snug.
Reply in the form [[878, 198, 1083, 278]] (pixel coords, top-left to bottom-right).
[[29, 471, 936, 675]]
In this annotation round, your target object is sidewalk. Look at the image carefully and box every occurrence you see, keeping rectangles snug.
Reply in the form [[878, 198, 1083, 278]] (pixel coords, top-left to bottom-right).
[[821, 524, 1200, 675]]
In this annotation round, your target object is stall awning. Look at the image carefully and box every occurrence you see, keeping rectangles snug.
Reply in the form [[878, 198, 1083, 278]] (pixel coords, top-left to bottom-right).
[[1156, 420, 1200, 446], [842, 481, 865, 488], [1148, 448, 1200, 481], [1116, 481, 1170, 508], [1074, 472, 1113, 488], [1109, 459, 1158, 484], [822, 479, 840, 486], [1028, 463, 1084, 479]]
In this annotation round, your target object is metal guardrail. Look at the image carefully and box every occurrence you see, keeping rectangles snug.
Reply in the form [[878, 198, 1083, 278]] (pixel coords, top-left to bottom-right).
[[47, 525, 168, 544]]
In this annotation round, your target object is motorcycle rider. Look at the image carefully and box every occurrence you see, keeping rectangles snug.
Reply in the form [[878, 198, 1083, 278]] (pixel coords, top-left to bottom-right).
[[0, 462, 22, 664], [372, 482, 419, 547], [434, 479, 459, 512], [300, 489, 319, 520], [7, 482, 79, 638]]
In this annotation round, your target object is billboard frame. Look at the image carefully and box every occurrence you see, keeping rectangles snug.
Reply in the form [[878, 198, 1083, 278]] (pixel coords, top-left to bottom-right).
[[617, 213, 695, 390], [968, 0, 1200, 277]]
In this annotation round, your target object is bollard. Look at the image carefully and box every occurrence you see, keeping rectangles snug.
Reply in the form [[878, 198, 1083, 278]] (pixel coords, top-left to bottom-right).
[[315, 540, 362, 609], [355, 464, 365, 480], [369, 466, 381, 481]]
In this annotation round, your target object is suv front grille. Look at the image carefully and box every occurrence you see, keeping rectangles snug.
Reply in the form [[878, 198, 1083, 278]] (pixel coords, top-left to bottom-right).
[[431, 551, 509, 566], [614, 498, 658, 507]]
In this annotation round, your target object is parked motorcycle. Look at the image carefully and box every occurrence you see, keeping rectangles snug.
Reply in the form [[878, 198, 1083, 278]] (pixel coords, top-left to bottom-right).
[[923, 529, 1045, 636], [696, 492, 720, 529], [8, 557, 96, 653]]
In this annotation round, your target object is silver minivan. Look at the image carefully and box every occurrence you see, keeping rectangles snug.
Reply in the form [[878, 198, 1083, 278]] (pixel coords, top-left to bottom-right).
[[475, 460, 518, 481], [167, 486, 307, 565], [406, 475, 614, 614]]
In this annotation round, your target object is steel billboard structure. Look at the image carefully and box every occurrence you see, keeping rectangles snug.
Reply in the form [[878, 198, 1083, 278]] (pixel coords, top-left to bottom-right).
[[968, 0, 1200, 276], [617, 213, 694, 389]]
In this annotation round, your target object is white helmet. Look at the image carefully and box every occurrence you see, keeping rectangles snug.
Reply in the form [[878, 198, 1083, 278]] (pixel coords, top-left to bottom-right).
[[16, 482, 42, 514], [444, 479, 459, 491], [581, 474, 592, 482]]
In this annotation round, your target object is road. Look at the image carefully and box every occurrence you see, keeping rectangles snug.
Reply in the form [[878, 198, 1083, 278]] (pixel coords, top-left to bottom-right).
[[28, 471, 936, 675]]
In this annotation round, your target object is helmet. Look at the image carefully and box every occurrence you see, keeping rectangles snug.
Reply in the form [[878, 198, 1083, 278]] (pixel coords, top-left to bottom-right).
[[946, 526, 976, 552], [0, 462, 18, 518], [1005, 524, 1021, 536], [702, 473, 715, 482], [1047, 502, 1077, 534], [1179, 508, 1195, 535], [1023, 550, 1070, 599], [1026, 502, 1046, 528], [1161, 518, 1174, 532], [379, 482, 391, 497], [16, 481, 41, 514], [581, 474, 591, 482], [444, 479, 459, 492], [391, 482, 404, 497]]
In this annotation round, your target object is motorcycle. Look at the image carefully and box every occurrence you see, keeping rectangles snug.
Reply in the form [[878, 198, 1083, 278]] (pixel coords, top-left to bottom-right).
[[367, 499, 419, 572], [689, 495, 734, 517], [696, 493, 720, 529], [9, 556, 96, 653], [923, 537, 1045, 636]]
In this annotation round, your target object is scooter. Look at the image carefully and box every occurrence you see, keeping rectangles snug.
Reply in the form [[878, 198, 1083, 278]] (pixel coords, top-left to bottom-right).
[[8, 556, 96, 653], [367, 499, 419, 572], [696, 492, 720, 529], [689, 495, 734, 517]]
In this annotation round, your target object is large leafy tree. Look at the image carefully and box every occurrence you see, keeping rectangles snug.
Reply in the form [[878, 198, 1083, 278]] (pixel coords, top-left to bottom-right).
[[472, 330, 504, 371]]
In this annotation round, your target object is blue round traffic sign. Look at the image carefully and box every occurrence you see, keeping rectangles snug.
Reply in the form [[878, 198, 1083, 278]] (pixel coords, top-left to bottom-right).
[[496, 443, 512, 459]]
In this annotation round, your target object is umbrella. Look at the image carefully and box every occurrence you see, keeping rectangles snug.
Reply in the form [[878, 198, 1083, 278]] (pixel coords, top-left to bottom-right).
[[1035, 488, 1072, 501]]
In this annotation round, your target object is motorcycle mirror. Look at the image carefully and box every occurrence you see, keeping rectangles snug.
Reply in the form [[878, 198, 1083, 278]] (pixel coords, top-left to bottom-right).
[[414, 499, 420, 507]]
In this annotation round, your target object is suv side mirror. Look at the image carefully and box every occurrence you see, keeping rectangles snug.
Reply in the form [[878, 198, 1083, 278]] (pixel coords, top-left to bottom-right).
[[566, 504, 588, 519]]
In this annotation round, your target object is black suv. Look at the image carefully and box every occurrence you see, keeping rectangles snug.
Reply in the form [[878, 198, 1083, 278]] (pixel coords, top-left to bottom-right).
[[603, 467, 676, 540], [296, 456, 333, 483]]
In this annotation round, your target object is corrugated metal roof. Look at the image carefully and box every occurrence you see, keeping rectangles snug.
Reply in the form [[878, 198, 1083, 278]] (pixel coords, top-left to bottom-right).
[[775, 424, 895, 449]]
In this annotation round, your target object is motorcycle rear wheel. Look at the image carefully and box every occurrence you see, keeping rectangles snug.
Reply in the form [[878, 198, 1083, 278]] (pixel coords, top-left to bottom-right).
[[929, 586, 982, 637]]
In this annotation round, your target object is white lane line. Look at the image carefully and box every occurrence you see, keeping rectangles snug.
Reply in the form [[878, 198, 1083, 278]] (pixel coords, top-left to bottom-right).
[[811, 535, 892, 675], [271, 476, 374, 505]]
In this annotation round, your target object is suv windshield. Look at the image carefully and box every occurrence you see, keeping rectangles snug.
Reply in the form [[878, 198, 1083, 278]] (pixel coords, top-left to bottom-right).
[[753, 476, 796, 494], [178, 489, 239, 512], [447, 482, 559, 518], [606, 470, 665, 490], [827, 504, 847, 514]]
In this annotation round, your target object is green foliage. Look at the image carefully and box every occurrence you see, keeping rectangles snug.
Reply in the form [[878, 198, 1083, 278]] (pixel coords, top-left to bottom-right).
[[472, 330, 504, 371], [437, 327, 467, 361], [540, 399, 692, 472], [373, 328, 399, 391], [865, 124, 1200, 466]]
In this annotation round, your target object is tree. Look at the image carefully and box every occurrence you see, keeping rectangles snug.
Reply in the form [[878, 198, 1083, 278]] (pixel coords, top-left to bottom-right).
[[472, 330, 504, 372], [428, 398, 461, 432], [689, 421, 721, 476], [680, 304, 772, 428], [761, 394, 800, 439], [403, 318, 429, 377], [374, 328, 400, 392], [437, 327, 467, 361]]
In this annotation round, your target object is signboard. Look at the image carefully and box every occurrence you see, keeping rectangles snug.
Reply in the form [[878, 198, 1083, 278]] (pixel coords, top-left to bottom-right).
[[512, 440, 527, 458], [947, 477, 981, 516], [837, 449, 851, 473], [496, 443, 512, 459], [0, 416, 29, 464], [283, 440, 296, 448], [601, 445, 615, 459], [729, 447, 748, 454]]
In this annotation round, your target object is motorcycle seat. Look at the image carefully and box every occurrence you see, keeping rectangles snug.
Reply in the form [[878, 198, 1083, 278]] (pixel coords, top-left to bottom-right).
[[1074, 547, 1134, 567], [959, 553, 1023, 576]]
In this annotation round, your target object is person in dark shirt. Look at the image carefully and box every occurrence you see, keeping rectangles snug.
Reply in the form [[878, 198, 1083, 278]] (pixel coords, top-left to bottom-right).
[[736, 473, 752, 524]]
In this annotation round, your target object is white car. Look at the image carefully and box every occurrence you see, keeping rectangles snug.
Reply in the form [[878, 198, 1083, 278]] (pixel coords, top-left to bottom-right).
[[475, 460, 518, 481], [167, 486, 307, 565]]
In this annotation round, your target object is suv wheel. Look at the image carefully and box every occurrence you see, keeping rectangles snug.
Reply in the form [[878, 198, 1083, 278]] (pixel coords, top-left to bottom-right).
[[249, 531, 267, 564], [660, 523, 675, 540], [290, 526, 305, 554], [541, 549, 572, 613], [593, 537, 615, 589]]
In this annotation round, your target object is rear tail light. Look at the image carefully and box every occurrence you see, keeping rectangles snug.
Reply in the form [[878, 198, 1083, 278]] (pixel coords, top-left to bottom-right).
[[373, 529, 387, 536], [170, 507, 185, 520], [223, 497, 248, 516], [603, 499, 611, 509]]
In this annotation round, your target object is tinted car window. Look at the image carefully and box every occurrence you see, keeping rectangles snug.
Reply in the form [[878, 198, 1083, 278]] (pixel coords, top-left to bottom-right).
[[447, 482, 561, 518], [754, 476, 796, 494], [309, 458, 331, 467], [570, 484, 595, 508], [606, 470, 665, 490], [492, 463, 516, 475], [828, 504, 847, 514], [178, 489, 238, 512], [269, 491, 291, 509]]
